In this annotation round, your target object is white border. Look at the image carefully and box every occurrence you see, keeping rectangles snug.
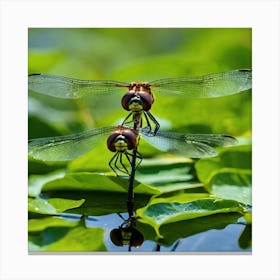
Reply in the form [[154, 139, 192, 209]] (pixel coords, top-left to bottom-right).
[[1, 0, 280, 279]]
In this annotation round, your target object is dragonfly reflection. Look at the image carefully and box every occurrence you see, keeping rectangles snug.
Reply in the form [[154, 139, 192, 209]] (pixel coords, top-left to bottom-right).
[[28, 125, 238, 176], [29, 69, 252, 134]]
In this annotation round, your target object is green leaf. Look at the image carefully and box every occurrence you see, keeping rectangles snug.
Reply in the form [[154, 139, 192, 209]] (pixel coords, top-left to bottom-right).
[[41, 172, 161, 215], [210, 171, 252, 205], [137, 212, 243, 247], [28, 170, 65, 197], [136, 159, 206, 193], [243, 212, 252, 224], [195, 145, 252, 184], [48, 198, 86, 213], [136, 193, 247, 239], [137, 160, 194, 185], [29, 225, 106, 252], [28, 216, 79, 232], [28, 197, 57, 215], [238, 224, 252, 249], [195, 146, 252, 204], [28, 197, 85, 215]]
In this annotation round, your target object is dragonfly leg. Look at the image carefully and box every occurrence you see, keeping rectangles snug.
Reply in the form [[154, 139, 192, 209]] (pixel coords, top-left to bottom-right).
[[143, 112, 152, 133], [109, 152, 128, 176], [108, 152, 119, 175], [135, 150, 143, 169], [125, 150, 142, 171], [121, 112, 133, 126], [118, 153, 130, 175], [144, 111, 160, 135], [118, 213, 136, 228], [124, 151, 133, 165]]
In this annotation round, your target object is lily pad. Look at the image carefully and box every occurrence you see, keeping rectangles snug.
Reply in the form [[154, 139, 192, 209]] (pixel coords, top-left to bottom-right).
[[210, 171, 252, 205], [139, 212, 244, 247], [29, 224, 106, 252], [28, 196, 85, 217], [28, 216, 80, 232], [136, 193, 247, 240], [28, 170, 65, 197], [195, 146, 252, 204], [40, 172, 161, 215], [195, 145, 251, 184]]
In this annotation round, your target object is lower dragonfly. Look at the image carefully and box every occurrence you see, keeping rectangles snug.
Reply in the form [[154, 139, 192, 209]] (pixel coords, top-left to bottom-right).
[[110, 214, 144, 250], [28, 69, 252, 134], [28, 125, 238, 176]]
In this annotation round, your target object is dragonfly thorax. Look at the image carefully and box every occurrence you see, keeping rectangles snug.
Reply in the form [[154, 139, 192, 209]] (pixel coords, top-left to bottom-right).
[[128, 81, 151, 91]]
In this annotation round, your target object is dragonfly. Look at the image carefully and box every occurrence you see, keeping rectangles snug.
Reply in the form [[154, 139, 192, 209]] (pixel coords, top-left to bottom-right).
[[110, 214, 144, 249], [28, 125, 238, 176], [28, 69, 252, 134], [29, 126, 141, 175]]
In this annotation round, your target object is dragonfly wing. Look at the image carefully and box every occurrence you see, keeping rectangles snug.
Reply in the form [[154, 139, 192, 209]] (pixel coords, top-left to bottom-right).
[[28, 74, 129, 99], [28, 126, 115, 161], [184, 134, 238, 147], [150, 69, 252, 98], [141, 129, 238, 158]]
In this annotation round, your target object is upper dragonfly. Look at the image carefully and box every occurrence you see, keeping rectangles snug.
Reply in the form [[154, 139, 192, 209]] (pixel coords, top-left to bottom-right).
[[29, 69, 252, 134]]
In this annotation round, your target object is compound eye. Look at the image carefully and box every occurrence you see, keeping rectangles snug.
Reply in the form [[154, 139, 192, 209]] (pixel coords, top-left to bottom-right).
[[110, 228, 124, 246], [138, 92, 154, 111], [107, 132, 122, 152], [122, 129, 138, 150], [129, 227, 144, 248], [121, 92, 135, 111]]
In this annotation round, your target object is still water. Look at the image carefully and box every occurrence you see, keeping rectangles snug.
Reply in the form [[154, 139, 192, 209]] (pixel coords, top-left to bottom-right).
[[75, 213, 252, 253]]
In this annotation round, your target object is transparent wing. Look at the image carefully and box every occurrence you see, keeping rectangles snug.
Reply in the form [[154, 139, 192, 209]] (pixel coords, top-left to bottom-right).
[[150, 69, 252, 98], [28, 74, 129, 99], [28, 126, 116, 161], [141, 128, 238, 158]]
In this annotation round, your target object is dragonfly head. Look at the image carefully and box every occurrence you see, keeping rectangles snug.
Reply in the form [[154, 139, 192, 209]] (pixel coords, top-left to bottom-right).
[[107, 128, 138, 152], [110, 226, 144, 248], [122, 91, 154, 112], [110, 214, 144, 248]]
